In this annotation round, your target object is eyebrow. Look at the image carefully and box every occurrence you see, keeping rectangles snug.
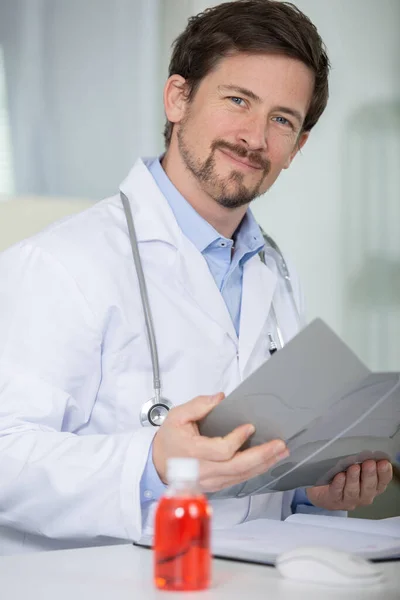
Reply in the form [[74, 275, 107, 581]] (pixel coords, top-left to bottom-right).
[[218, 85, 304, 125], [273, 105, 304, 126], [218, 85, 262, 103]]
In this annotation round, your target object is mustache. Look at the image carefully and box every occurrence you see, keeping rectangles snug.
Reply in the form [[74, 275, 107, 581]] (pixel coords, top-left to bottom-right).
[[212, 140, 270, 172]]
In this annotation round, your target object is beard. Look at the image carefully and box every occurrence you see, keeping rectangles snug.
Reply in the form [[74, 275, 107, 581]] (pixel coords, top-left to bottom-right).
[[177, 123, 271, 209]]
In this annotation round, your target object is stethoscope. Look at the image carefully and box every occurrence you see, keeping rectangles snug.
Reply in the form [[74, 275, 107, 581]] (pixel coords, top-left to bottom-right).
[[121, 191, 301, 428]]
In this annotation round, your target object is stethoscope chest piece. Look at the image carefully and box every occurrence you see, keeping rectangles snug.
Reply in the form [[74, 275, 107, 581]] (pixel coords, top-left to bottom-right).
[[140, 397, 173, 427]]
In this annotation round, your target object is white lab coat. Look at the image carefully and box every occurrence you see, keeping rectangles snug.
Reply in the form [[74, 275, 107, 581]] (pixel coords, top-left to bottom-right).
[[0, 158, 303, 555]]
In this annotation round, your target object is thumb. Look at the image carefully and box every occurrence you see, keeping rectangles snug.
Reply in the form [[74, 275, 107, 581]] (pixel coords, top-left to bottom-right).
[[172, 393, 225, 425]]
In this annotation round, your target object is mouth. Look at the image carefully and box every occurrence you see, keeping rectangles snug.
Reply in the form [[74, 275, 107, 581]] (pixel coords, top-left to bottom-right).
[[218, 148, 264, 171]]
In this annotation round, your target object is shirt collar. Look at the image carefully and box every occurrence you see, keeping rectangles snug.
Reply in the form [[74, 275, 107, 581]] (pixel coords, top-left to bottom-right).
[[144, 156, 264, 257]]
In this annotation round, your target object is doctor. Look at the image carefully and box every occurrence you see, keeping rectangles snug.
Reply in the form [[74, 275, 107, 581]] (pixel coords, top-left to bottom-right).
[[0, 0, 392, 554]]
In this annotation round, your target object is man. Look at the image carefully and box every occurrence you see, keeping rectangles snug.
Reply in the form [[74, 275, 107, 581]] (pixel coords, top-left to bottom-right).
[[0, 0, 392, 554]]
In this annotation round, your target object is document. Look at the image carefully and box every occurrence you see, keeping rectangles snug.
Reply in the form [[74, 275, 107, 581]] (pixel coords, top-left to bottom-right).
[[135, 516, 400, 564], [211, 515, 400, 564], [199, 319, 400, 497]]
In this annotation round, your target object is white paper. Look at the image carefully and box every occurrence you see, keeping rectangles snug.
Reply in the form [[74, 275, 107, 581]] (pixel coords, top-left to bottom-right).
[[286, 514, 400, 539], [211, 518, 400, 563]]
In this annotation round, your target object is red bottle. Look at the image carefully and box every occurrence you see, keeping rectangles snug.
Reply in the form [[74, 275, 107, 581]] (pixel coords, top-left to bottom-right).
[[154, 457, 212, 591]]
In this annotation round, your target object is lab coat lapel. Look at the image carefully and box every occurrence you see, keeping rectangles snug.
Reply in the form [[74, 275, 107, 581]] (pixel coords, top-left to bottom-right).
[[120, 159, 238, 343], [176, 236, 238, 344], [239, 255, 277, 375]]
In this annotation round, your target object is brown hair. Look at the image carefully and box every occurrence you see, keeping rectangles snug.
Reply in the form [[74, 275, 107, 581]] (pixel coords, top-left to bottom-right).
[[164, 0, 330, 147]]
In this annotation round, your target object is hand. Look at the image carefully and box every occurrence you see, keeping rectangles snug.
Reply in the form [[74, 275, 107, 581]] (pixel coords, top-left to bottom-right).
[[306, 459, 393, 511], [152, 392, 289, 492]]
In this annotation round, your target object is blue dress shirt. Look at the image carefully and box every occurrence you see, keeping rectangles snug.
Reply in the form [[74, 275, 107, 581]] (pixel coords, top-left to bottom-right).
[[139, 156, 314, 514], [147, 156, 265, 335]]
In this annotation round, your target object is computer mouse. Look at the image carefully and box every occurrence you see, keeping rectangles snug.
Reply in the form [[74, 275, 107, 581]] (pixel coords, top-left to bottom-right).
[[275, 546, 384, 587]]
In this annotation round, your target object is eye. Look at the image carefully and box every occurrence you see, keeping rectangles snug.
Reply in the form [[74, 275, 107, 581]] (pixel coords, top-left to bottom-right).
[[229, 96, 246, 107], [273, 115, 292, 128]]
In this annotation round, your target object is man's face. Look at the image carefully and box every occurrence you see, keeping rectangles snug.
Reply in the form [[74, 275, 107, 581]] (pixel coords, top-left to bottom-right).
[[173, 53, 315, 209]]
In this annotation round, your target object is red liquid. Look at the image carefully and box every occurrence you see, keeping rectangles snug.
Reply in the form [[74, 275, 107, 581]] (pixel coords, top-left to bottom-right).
[[154, 494, 211, 591]]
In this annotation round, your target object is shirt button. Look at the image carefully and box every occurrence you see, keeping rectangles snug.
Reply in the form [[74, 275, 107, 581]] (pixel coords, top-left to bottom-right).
[[144, 490, 153, 499]]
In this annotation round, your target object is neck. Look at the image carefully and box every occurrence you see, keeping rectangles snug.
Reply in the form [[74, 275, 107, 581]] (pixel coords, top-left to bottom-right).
[[161, 147, 248, 239]]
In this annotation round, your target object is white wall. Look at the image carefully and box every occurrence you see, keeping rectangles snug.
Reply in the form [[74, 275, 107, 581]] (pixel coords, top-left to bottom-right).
[[163, 0, 400, 368], [252, 1, 400, 359], [0, 47, 14, 194], [0, 0, 161, 199]]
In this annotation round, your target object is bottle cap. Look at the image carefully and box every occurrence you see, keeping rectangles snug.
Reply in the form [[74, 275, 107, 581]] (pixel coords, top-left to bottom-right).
[[167, 457, 199, 483]]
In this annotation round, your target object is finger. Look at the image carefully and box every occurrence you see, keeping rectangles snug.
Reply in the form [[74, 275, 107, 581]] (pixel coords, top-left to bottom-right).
[[360, 460, 378, 504], [343, 463, 361, 505], [200, 445, 289, 492], [170, 393, 225, 425], [192, 423, 256, 461], [329, 472, 346, 503], [198, 466, 250, 493], [377, 460, 393, 493], [213, 438, 288, 481]]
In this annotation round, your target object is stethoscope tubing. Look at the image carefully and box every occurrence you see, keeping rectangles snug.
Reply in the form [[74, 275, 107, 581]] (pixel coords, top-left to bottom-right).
[[121, 191, 300, 426], [121, 191, 162, 402]]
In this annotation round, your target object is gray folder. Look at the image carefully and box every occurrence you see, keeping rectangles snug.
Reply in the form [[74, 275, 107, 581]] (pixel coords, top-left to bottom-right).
[[199, 319, 400, 498]]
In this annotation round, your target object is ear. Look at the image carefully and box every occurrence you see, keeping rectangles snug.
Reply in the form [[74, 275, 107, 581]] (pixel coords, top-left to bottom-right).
[[283, 131, 310, 169], [163, 75, 189, 126]]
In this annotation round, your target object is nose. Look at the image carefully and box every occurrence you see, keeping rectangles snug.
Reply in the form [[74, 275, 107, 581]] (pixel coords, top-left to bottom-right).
[[237, 114, 268, 152]]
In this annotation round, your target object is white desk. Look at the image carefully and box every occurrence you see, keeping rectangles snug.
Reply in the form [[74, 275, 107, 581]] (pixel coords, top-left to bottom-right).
[[0, 544, 399, 600]]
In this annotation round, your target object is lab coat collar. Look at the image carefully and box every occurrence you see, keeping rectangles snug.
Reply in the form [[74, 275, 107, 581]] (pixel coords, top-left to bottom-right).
[[119, 158, 182, 248]]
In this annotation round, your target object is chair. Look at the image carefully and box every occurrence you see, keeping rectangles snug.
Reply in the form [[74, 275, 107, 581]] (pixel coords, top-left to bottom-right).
[[0, 195, 95, 252]]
